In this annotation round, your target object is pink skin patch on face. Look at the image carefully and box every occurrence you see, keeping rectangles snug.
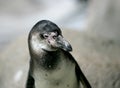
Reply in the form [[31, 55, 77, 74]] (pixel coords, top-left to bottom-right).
[[47, 32, 58, 47]]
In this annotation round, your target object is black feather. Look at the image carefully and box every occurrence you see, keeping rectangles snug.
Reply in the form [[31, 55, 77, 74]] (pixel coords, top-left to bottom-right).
[[26, 74, 35, 88]]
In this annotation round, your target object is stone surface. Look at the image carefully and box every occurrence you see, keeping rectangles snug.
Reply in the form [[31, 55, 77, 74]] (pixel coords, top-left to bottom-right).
[[0, 30, 120, 88], [87, 0, 120, 40]]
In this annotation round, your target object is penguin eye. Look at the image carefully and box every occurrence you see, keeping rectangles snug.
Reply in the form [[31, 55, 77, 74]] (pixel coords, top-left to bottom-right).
[[53, 34, 57, 39], [43, 34, 49, 39], [52, 31, 58, 39]]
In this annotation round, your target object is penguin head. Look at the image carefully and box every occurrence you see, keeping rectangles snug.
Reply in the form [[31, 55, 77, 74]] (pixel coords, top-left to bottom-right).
[[28, 20, 72, 53]]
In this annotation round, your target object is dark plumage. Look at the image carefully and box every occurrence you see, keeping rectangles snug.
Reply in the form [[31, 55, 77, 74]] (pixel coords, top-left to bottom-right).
[[26, 20, 91, 88]]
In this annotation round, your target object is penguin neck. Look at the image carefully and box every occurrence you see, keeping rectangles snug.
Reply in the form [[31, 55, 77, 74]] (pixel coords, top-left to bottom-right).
[[31, 49, 61, 71]]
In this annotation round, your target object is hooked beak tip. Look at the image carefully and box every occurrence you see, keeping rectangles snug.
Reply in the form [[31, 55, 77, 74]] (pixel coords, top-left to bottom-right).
[[64, 44, 72, 52]]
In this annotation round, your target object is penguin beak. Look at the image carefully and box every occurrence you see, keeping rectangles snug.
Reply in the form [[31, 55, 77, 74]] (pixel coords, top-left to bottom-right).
[[47, 35, 72, 52], [57, 35, 72, 51]]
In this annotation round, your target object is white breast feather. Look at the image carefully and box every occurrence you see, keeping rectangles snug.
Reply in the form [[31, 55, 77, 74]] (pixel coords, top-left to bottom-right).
[[33, 57, 79, 88]]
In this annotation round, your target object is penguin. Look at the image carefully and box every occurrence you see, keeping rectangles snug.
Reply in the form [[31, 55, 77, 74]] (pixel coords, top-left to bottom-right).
[[26, 20, 91, 88]]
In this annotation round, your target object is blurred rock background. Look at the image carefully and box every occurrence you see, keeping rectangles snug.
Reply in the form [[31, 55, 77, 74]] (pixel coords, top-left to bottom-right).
[[0, 0, 120, 88]]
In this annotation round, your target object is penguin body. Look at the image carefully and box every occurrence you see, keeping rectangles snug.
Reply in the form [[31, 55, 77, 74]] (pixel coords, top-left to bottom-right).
[[33, 51, 79, 88], [26, 20, 91, 88]]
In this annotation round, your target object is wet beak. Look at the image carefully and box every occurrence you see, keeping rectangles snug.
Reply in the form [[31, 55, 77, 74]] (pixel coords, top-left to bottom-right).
[[52, 35, 72, 52]]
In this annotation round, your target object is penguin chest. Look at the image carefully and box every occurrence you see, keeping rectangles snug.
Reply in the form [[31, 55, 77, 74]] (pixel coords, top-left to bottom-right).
[[33, 59, 79, 88]]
